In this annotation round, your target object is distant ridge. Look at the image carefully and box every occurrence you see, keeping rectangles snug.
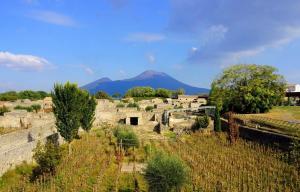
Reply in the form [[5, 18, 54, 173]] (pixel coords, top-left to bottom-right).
[[82, 70, 209, 95]]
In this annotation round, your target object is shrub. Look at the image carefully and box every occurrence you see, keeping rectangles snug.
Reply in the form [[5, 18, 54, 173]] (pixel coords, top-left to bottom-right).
[[125, 87, 155, 97], [193, 115, 209, 131], [14, 105, 33, 112], [145, 106, 154, 112], [32, 138, 62, 180], [95, 91, 112, 100], [31, 104, 41, 113], [145, 152, 189, 192], [0, 106, 10, 116], [127, 102, 139, 108], [113, 126, 139, 151], [116, 103, 125, 108], [155, 88, 172, 98]]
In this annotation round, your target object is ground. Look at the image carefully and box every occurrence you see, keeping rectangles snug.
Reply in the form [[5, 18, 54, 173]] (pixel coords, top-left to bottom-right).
[[259, 106, 300, 121], [0, 125, 299, 191]]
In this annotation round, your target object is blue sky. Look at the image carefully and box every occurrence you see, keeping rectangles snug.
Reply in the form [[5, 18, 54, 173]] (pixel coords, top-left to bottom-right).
[[0, 0, 300, 92]]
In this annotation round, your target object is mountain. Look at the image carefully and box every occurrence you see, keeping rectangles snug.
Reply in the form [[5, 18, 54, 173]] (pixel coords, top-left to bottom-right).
[[82, 70, 210, 95]]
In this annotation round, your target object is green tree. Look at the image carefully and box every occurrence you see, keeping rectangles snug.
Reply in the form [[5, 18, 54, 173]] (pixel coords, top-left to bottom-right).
[[0, 91, 18, 101], [172, 88, 185, 98], [125, 86, 155, 97], [51, 83, 84, 144], [214, 106, 221, 132], [112, 93, 122, 98], [209, 64, 286, 113], [155, 88, 172, 98], [95, 91, 112, 100], [80, 93, 97, 132], [0, 106, 10, 116], [192, 115, 210, 131], [145, 152, 189, 192]]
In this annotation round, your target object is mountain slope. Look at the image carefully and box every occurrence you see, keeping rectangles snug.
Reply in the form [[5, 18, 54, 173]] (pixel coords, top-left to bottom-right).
[[82, 70, 209, 95]]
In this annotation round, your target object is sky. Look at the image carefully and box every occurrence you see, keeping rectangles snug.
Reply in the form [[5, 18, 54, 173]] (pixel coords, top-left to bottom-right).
[[0, 0, 300, 92]]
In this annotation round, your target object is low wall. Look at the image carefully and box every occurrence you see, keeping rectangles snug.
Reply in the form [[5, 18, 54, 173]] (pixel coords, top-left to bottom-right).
[[221, 119, 299, 151]]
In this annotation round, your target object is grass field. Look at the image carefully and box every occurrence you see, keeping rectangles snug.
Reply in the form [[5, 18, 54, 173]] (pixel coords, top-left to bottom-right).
[[257, 106, 300, 121], [1, 126, 299, 191]]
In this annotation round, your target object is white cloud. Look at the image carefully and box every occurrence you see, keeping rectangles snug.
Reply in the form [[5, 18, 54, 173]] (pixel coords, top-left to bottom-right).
[[146, 53, 156, 64], [28, 10, 76, 27], [0, 51, 50, 71], [124, 33, 165, 43], [80, 65, 94, 75]]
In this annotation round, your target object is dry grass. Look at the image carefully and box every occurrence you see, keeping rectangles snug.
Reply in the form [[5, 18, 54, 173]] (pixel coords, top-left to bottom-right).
[[256, 106, 300, 121], [1, 127, 299, 191], [153, 132, 300, 191]]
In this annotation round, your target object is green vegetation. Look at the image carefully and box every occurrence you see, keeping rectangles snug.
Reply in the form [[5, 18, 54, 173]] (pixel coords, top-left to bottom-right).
[[0, 106, 10, 116], [125, 86, 185, 98], [0, 90, 49, 101], [80, 93, 97, 132], [214, 105, 221, 132], [95, 90, 112, 100], [209, 64, 286, 113], [145, 152, 189, 192], [145, 106, 154, 112], [31, 138, 62, 180], [31, 104, 41, 113], [127, 102, 139, 108], [51, 82, 96, 144], [116, 102, 125, 108], [193, 115, 210, 131], [113, 126, 139, 151], [14, 104, 41, 112], [1, 128, 299, 191]]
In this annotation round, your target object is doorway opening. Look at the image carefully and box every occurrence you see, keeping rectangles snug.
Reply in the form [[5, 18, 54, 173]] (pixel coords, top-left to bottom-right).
[[130, 117, 139, 125]]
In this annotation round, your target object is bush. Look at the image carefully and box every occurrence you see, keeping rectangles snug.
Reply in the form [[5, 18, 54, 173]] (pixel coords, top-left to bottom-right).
[[125, 87, 155, 98], [145, 152, 189, 192], [31, 104, 41, 113], [0, 106, 10, 116], [14, 105, 33, 112], [95, 91, 112, 100], [193, 115, 209, 131], [116, 103, 125, 108], [145, 106, 154, 112], [155, 88, 172, 98], [113, 126, 139, 151], [127, 102, 139, 108], [32, 138, 62, 180]]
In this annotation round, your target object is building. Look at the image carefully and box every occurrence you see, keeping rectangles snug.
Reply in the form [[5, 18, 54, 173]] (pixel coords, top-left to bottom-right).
[[286, 84, 300, 93]]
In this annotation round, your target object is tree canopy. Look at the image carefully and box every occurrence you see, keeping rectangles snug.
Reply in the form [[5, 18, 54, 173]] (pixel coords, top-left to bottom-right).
[[124, 86, 185, 98], [95, 91, 112, 100], [0, 90, 49, 101], [209, 64, 286, 113]]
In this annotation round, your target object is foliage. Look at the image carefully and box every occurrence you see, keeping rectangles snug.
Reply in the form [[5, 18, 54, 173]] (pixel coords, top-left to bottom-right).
[[0, 91, 18, 101], [145, 152, 189, 192], [95, 91, 112, 100], [145, 106, 154, 112], [116, 103, 125, 108], [125, 86, 155, 98], [80, 93, 97, 132], [172, 88, 185, 98], [113, 126, 139, 151], [51, 82, 86, 142], [31, 104, 41, 113], [214, 106, 221, 132], [0, 106, 10, 116], [209, 64, 286, 113], [155, 88, 172, 98], [32, 138, 62, 180], [127, 102, 139, 108], [14, 105, 34, 112], [193, 115, 209, 131], [0, 90, 49, 101], [19, 90, 49, 101]]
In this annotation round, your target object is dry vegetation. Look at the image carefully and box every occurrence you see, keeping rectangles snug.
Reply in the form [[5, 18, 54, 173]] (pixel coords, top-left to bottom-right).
[[1, 127, 299, 191]]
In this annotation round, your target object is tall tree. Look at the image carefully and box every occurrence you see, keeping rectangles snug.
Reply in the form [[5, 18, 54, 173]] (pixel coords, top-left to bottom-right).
[[209, 64, 286, 113], [51, 83, 84, 145], [80, 93, 97, 132]]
